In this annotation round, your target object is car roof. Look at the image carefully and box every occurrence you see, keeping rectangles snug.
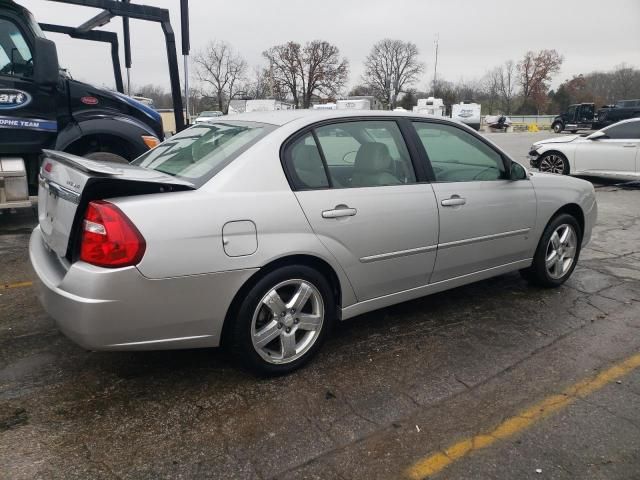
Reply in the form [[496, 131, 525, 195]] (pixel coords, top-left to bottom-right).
[[225, 109, 453, 127]]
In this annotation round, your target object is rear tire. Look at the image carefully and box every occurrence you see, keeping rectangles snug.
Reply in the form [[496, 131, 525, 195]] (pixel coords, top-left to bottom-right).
[[230, 265, 335, 376], [84, 151, 129, 164], [521, 213, 582, 288]]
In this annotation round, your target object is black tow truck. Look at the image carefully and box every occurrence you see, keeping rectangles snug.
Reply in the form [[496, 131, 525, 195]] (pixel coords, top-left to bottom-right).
[[0, 0, 188, 210], [551, 99, 640, 134]]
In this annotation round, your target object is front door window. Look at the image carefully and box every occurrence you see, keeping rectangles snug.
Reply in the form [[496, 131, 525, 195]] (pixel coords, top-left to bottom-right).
[[0, 18, 33, 78]]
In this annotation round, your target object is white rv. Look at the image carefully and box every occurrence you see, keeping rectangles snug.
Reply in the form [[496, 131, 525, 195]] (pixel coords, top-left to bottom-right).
[[451, 102, 482, 130], [413, 97, 446, 117], [245, 99, 295, 112], [312, 103, 337, 110], [336, 99, 371, 110]]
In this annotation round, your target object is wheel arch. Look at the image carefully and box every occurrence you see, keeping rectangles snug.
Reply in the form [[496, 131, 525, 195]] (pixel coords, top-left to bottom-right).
[[220, 254, 345, 348], [550, 203, 585, 238], [63, 133, 140, 161]]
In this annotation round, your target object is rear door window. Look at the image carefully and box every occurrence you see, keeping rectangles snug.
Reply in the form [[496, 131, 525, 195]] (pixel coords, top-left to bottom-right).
[[314, 121, 416, 188]]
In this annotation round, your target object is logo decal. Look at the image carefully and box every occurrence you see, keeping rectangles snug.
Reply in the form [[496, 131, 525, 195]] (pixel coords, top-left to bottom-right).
[[458, 109, 474, 118], [81, 96, 99, 105], [0, 89, 32, 110], [0, 115, 57, 132]]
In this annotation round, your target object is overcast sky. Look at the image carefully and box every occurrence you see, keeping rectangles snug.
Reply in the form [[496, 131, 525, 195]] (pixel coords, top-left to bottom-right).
[[22, 0, 640, 95]]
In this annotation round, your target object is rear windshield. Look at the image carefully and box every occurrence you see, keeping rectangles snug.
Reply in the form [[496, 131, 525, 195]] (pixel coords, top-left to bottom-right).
[[132, 121, 274, 187]]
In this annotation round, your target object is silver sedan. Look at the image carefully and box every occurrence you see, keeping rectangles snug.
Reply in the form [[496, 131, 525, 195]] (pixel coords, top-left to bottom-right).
[[30, 111, 597, 374]]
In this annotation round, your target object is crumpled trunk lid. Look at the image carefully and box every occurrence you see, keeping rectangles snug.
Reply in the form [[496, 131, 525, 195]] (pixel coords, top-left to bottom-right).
[[37, 150, 194, 259]]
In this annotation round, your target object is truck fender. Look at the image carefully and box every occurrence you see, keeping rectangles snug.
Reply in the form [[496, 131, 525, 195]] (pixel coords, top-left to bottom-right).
[[55, 114, 158, 159]]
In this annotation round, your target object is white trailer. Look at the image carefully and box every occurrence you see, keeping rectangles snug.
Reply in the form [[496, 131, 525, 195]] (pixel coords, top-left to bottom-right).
[[336, 99, 371, 110], [312, 103, 337, 110], [413, 97, 445, 116], [245, 99, 295, 112], [451, 102, 482, 130]]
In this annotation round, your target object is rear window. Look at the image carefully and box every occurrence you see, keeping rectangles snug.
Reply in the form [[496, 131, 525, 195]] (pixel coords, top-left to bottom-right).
[[132, 121, 274, 187]]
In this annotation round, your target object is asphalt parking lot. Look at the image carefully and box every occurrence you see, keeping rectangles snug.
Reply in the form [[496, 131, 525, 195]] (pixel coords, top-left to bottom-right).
[[1, 132, 640, 479]]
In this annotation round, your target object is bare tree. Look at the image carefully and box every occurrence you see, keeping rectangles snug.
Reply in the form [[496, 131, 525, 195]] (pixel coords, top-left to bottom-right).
[[299, 41, 349, 108], [263, 42, 302, 106], [241, 66, 271, 100], [482, 69, 501, 114], [362, 39, 425, 109], [497, 60, 517, 114], [263, 40, 348, 108], [611, 63, 638, 99], [517, 49, 563, 113], [194, 41, 247, 113]]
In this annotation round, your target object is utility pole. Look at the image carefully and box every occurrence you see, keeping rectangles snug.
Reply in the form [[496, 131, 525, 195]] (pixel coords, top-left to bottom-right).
[[433, 33, 439, 97], [180, 0, 190, 123], [122, 0, 131, 95]]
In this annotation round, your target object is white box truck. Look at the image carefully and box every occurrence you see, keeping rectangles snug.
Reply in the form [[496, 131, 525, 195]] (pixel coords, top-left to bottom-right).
[[451, 102, 481, 130]]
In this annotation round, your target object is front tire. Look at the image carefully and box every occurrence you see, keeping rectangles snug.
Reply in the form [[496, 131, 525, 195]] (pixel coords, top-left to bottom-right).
[[230, 265, 335, 376], [521, 213, 581, 288], [538, 152, 569, 175], [552, 122, 563, 133]]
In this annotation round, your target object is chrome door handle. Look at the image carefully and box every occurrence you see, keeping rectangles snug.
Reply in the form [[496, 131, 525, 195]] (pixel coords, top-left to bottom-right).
[[322, 205, 357, 218], [441, 196, 466, 207]]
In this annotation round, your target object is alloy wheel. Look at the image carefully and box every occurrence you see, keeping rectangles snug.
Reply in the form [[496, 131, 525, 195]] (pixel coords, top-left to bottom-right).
[[539, 154, 566, 174], [251, 279, 324, 364], [545, 224, 577, 279]]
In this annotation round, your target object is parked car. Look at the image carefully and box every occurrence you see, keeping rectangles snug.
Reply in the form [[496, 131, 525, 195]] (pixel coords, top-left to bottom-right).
[[194, 110, 223, 123], [529, 118, 640, 179], [30, 111, 597, 375]]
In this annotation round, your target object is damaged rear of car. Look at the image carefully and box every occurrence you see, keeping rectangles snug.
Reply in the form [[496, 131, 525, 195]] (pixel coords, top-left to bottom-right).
[[30, 121, 272, 350]]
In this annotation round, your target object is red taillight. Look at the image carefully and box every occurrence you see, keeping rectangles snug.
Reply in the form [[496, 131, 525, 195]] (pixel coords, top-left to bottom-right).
[[79, 201, 146, 268]]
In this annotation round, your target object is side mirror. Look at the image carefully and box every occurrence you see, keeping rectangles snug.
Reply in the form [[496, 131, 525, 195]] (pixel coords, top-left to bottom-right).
[[510, 161, 528, 180], [587, 130, 608, 141], [33, 38, 59, 86]]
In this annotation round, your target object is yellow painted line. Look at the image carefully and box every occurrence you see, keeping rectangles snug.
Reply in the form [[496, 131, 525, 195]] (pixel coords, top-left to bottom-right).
[[406, 352, 640, 479], [1, 281, 33, 290]]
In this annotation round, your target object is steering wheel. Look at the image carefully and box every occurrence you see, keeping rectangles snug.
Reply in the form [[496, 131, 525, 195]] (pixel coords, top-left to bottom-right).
[[342, 151, 357, 164]]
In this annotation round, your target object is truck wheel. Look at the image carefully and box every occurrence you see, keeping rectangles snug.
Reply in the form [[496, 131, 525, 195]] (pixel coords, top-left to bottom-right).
[[552, 122, 563, 133], [84, 152, 129, 164], [538, 152, 569, 175], [570, 130, 578, 134]]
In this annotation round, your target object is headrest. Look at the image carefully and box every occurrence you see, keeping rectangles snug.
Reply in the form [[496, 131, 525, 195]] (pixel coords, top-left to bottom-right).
[[354, 142, 391, 172]]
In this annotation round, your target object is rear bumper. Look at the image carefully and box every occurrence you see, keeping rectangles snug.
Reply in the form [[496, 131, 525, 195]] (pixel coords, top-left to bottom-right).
[[29, 226, 257, 350]]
